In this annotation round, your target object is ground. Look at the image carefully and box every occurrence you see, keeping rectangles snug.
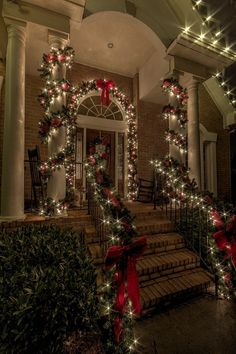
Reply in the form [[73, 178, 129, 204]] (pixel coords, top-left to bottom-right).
[[135, 295, 236, 354]]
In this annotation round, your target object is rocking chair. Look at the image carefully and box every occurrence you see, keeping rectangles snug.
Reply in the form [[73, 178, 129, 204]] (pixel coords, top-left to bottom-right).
[[137, 178, 154, 203], [28, 146, 45, 209]]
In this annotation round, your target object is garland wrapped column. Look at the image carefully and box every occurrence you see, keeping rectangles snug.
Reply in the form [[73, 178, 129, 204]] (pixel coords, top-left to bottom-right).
[[161, 78, 188, 164], [38, 40, 78, 216], [186, 76, 202, 189], [47, 34, 68, 212]]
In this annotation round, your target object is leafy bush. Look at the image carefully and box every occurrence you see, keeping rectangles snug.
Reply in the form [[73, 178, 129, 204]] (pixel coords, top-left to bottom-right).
[[0, 224, 99, 354]]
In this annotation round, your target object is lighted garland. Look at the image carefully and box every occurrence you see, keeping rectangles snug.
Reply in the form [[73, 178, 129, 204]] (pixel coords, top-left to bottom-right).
[[86, 138, 146, 353], [38, 47, 79, 215], [161, 78, 188, 156], [38, 46, 74, 79], [77, 79, 138, 200], [151, 156, 236, 299], [165, 129, 187, 153], [162, 104, 188, 128], [161, 78, 188, 106]]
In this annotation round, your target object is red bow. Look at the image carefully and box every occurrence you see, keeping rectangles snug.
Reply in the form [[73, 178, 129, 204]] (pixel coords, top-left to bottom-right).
[[105, 236, 147, 343], [225, 243, 236, 268], [210, 210, 224, 229], [213, 230, 229, 250], [96, 79, 114, 106]]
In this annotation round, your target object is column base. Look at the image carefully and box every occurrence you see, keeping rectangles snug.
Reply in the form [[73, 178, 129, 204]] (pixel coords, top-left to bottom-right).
[[0, 214, 26, 222]]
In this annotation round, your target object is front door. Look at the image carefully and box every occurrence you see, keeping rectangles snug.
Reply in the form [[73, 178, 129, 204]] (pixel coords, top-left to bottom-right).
[[86, 129, 116, 184]]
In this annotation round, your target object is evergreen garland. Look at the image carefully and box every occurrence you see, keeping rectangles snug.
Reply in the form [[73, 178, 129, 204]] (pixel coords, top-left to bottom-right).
[[86, 137, 144, 353]]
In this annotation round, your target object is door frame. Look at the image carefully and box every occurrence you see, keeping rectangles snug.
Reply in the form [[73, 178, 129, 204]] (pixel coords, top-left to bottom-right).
[[76, 114, 128, 197]]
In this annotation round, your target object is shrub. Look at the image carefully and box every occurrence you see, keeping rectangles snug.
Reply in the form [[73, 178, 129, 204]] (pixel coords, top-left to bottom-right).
[[0, 224, 99, 354]]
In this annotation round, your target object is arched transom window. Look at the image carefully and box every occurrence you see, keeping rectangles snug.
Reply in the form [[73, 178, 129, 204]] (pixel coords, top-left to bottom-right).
[[78, 94, 123, 121]]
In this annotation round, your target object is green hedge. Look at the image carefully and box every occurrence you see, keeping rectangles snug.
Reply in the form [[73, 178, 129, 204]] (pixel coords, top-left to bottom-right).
[[0, 224, 99, 354]]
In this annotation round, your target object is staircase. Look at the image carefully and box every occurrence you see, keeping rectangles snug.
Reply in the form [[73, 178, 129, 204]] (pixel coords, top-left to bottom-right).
[[86, 201, 213, 313]]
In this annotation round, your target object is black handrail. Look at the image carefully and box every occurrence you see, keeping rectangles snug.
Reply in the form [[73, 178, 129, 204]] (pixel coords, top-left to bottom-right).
[[153, 169, 218, 295], [87, 182, 110, 256]]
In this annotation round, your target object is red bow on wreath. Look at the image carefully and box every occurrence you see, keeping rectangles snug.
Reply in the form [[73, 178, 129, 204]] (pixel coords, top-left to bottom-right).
[[105, 236, 147, 343], [96, 79, 114, 106]]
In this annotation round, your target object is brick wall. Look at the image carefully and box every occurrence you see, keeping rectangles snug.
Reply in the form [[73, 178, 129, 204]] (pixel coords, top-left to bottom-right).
[[138, 100, 168, 180], [198, 84, 231, 201]]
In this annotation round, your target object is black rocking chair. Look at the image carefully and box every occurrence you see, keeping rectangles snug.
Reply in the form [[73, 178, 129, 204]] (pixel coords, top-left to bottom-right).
[[137, 178, 154, 203], [28, 146, 45, 209]]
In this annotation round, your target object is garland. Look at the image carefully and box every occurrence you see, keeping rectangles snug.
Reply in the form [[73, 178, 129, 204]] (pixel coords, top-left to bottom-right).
[[151, 156, 236, 298], [86, 138, 146, 352], [165, 129, 187, 153], [161, 78, 188, 106], [38, 47, 79, 215], [161, 78, 188, 157], [162, 104, 188, 128], [38, 46, 74, 79], [77, 79, 138, 200]]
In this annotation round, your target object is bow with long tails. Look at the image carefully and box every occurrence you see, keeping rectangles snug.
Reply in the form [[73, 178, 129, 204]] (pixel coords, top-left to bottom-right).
[[105, 236, 147, 343], [96, 79, 114, 106]]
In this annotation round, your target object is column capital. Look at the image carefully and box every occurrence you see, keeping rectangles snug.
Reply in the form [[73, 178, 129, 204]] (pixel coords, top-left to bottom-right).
[[4, 17, 26, 45], [48, 29, 69, 49], [183, 73, 204, 90]]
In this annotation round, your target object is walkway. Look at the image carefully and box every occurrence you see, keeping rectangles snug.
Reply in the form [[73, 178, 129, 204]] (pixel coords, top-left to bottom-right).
[[135, 295, 236, 354]]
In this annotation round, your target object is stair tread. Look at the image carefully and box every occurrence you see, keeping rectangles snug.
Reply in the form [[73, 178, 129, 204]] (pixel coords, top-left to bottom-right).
[[144, 232, 184, 244], [136, 219, 171, 225], [138, 249, 198, 267], [140, 268, 213, 309], [88, 232, 186, 262]]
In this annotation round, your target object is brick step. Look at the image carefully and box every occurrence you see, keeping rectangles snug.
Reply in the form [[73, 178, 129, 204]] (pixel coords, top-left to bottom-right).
[[135, 218, 174, 235], [124, 202, 164, 216], [88, 232, 185, 264], [84, 225, 99, 243], [85, 219, 174, 241], [144, 233, 185, 255], [140, 268, 213, 311], [137, 249, 200, 283], [129, 208, 167, 221]]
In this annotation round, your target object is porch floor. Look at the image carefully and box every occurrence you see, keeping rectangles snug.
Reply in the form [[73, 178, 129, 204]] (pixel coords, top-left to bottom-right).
[[135, 295, 236, 354]]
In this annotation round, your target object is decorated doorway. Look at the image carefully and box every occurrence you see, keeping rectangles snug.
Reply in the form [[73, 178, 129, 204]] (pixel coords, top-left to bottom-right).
[[75, 91, 127, 197]]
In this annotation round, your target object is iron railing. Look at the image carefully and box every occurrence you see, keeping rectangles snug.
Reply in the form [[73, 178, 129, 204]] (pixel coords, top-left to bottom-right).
[[87, 182, 110, 256], [153, 170, 218, 294]]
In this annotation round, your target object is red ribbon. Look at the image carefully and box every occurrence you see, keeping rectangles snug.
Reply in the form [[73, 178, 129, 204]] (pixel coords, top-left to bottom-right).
[[105, 236, 147, 343], [212, 213, 236, 269], [96, 79, 114, 106]]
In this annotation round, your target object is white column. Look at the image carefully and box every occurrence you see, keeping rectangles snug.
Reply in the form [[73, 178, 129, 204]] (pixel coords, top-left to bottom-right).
[[169, 94, 183, 163], [115, 131, 118, 191], [187, 77, 202, 189], [82, 127, 87, 201], [46, 32, 68, 210], [205, 141, 217, 196], [124, 133, 128, 198], [1, 20, 26, 220]]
